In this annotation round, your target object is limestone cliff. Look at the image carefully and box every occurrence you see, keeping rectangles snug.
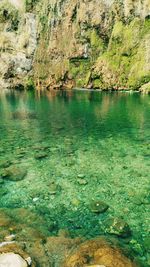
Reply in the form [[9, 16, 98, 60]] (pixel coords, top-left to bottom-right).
[[0, 0, 37, 89], [1, 0, 150, 92]]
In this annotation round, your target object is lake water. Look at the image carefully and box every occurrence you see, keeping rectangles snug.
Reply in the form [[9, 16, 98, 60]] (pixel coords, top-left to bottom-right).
[[0, 90, 149, 266]]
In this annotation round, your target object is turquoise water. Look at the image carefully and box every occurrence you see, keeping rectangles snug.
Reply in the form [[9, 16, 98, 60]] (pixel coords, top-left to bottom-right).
[[0, 90, 150, 265]]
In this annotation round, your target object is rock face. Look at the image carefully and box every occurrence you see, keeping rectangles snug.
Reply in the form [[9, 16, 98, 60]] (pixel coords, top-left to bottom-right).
[[33, 0, 150, 92], [0, 0, 150, 91], [0, 0, 37, 89]]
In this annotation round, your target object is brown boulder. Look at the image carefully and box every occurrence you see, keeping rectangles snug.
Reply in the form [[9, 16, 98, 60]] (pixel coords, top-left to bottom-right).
[[63, 238, 138, 267]]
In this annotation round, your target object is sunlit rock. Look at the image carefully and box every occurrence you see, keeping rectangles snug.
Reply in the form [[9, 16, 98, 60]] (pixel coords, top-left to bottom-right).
[[63, 238, 137, 267], [0, 253, 27, 267]]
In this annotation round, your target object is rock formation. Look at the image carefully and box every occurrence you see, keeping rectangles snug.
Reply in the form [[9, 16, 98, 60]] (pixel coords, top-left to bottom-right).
[[0, 0, 150, 91]]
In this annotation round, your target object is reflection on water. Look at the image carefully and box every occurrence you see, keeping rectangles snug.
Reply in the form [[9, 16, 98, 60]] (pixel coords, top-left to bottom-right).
[[0, 90, 150, 265]]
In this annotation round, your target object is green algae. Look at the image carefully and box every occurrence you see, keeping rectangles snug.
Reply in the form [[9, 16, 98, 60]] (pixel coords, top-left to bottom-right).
[[0, 90, 149, 266]]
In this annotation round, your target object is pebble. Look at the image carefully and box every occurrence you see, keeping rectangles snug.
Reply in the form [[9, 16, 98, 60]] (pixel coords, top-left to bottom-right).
[[49, 182, 61, 195], [77, 174, 85, 178], [34, 152, 48, 159], [4, 234, 16, 242], [90, 200, 109, 213], [106, 217, 131, 237], [77, 179, 88, 185], [33, 197, 39, 202]]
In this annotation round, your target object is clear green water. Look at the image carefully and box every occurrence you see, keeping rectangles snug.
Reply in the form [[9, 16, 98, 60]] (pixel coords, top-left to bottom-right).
[[0, 90, 150, 265]]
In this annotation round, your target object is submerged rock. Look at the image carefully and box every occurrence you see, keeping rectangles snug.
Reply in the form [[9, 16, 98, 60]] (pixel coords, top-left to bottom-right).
[[77, 174, 85, 179], [12, 111, 37, 120], [90, 200, 109, 214], [0, 160, 12, 168], [49, 182, 61, 195], [63, 238, 137, 267], [106, 217, 131, 237], [34, 152, 48, 160], [0, 209, 138, 267], [77, 179, 88, 185], [1, 166, 27, 181]]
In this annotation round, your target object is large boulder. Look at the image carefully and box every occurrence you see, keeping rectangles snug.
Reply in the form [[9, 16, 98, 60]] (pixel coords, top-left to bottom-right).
[[63, 238, 138, 267], [0, 253, 27, 267]]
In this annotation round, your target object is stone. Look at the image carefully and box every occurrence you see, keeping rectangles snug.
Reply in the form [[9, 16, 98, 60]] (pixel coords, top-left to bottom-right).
[[32, 197, 39, 202], [0, 253, 27, 267], [0, 160, 12, 168], [34, 152, 48, 160], [1, 166, 27, 181], [77, 179, 88, 185], [4, 235, 16, 242], [63, 238, 137, 267], [90, 200, 109, 213], [77, 174, 85, 179], [139, 82, 150, 94], [49, 182, 61, 195], [106, 217, 131, 237]]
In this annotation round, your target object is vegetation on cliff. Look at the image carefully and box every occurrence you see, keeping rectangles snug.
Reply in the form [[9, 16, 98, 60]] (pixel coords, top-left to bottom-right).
[[0, 0, 150, 92]]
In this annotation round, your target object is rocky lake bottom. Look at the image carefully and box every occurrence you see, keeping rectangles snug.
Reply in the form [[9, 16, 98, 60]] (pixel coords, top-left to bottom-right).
[[0, 89, 149, 267]]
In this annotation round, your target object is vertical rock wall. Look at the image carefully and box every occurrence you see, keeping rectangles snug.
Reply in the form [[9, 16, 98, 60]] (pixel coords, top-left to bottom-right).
[[0, 0, 150, 91], [0, 0, 37, 89], [33, 0, 150, 91]]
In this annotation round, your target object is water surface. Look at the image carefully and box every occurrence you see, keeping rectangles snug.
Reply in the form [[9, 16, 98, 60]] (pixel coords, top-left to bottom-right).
[[0, 90, 149, 265]]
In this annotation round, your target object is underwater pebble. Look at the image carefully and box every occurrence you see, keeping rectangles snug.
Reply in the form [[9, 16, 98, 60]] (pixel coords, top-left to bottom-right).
[[90, 200, 109, 213], [4, 234, 16, 242], [77, 179, 88, 185], [34, 152, 48, 159], [33, 197, 39, 202], [49, 182, 61, 195], [106, 217, 131, 237], [77, 174, 85, 178]]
